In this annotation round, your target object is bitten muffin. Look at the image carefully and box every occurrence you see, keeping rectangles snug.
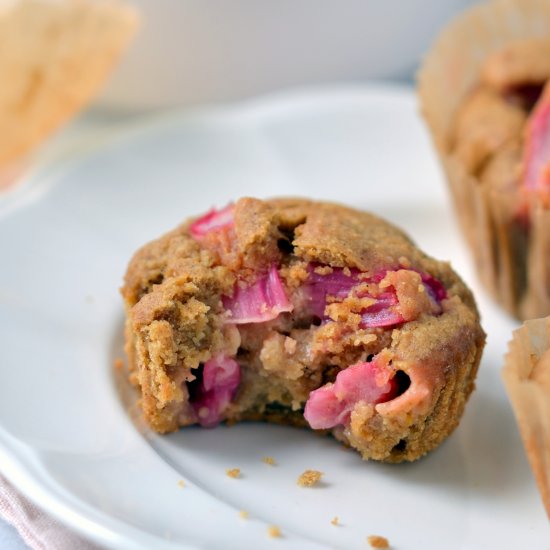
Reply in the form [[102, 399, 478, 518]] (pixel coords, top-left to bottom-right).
[[121, 198, 485, 462], [419, 0, 550, 320]]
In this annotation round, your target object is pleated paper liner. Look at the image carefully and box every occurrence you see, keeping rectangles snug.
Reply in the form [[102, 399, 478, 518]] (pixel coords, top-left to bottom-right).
[[0, 0, 140, 171], [503, 317, 550, 518], [418, 0, 550, 320]]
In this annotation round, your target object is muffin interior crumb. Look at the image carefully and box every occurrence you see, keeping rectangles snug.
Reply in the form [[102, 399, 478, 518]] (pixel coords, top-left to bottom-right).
[[297, 469, 323, 487]]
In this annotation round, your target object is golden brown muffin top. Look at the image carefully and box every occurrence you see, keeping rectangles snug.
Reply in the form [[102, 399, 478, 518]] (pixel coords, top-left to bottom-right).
[[122, 197, 475, 314]]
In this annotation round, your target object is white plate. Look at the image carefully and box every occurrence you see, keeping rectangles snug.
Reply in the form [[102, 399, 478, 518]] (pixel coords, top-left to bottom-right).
[[0, 85, 546, 549]]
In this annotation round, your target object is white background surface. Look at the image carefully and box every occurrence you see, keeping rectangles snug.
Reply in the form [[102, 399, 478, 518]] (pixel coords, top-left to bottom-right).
[[100, 0, 480, 109], [0, 85, 547, 549]]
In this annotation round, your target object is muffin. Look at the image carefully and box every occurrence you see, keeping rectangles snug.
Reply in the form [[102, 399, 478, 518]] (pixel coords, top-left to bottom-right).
[[121, 198, 485, 462], [503, 316, 550, 517], [0, 0, 139, 176], [418, 0, 550, 320]]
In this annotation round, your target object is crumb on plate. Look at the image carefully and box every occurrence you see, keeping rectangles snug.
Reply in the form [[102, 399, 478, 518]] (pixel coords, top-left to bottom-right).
[[226, 468, 241, 479], [297, 469, 323, 487], [262, 456, 276, 465], [239, 510, 249, 519], [367, 535, 389, 548], [267, 525, 281, 538], [177, 479, 185, 488], [331, 516, 339, 526], [114, 358, 124, 370]]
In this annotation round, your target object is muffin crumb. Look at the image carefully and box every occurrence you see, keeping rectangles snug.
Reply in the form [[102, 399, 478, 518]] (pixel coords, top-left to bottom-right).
[[262, 456, 276, 465], [367, 535, 389, 548], [331, 516, 339, 526], [267, 525, 281, 538], [283, 337, 297, 354], [177, 479, 185, 488], [297, 469, 323, 487], [239, 510, 249, 519], [226, 468, 241, 479], [314, 265, 333, 276]]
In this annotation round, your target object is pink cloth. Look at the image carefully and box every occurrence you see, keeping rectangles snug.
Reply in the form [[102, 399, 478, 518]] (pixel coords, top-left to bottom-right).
[[0, 475, 100, 550]]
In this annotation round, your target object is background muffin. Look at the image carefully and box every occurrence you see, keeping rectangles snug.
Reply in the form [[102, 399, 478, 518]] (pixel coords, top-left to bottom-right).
[[419, 0, 550, 320], [0, 0, 139, 182]]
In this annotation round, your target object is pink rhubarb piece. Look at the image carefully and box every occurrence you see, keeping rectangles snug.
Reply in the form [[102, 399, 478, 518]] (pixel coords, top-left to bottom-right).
[[304, 357, 399, 429], [303, 266, 446, 329], [304, 266, 359, 318], [190, 204, 235, 239], [223, 265, 293, 324], [523, 91, 550, 192], [420, 272, 447, 303], [191, 355, 241, 428], [359, 291, 403, 328]]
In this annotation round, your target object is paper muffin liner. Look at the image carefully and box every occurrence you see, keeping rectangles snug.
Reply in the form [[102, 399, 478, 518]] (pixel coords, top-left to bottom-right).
[[0, 0, 140, 170], [503, 317, 550, 518], [418, 0, 550, 320]]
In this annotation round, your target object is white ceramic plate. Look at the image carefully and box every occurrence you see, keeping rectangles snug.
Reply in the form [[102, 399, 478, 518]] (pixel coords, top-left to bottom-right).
[[0, 85, 546, 549]]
